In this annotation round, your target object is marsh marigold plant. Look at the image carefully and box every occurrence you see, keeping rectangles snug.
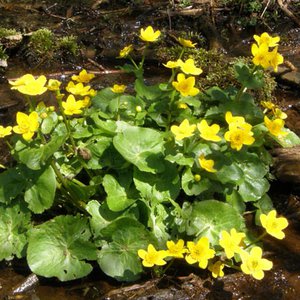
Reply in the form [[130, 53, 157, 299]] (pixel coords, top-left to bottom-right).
[[0, 28, 298, 284]]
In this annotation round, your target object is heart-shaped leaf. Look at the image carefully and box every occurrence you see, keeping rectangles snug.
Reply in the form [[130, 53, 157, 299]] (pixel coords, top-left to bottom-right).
[[180, 200, 245, 245], [27, 215, 97, 281]]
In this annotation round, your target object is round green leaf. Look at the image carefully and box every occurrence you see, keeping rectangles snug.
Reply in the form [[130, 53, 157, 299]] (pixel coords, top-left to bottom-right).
[[98, 225, 155, 281], [27, 215, 97, 281], [180, 200, 245, 245], [113, 124, 165, 174], [133, 163, 180, 202], [238, 176, 270, 202]]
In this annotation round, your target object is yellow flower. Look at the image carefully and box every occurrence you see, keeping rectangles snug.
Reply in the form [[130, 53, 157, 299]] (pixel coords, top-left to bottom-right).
[[208, 261, 225, 278], [225, 111, 246, 126], [163, 59, 182, 69], [253, 32, 280, 47], [72, 69, 95, 83], [111, 84, 126, 94], [139, 26, 161, 43], [273, 108, 287, 119], [171, 119, 196, 141], [180, 58, 203, 76], [118, 44, 133, 58], [219, 228, 246, 259], [13, 111, 39, 141], [178, 37, 197, 48], [260, 210, 288, 239], [82, 96, 91, 108], [240, 247, 273, 280], [165, 240, 186, 258], [198, 154, 217, 173], [47, 79, 61, 91], [261, 101, 275, 111], [66, 81, 92, 96], [185, 237, 215, 269], [197, 119, 221, 142], [264, 115, 287, 138], [172, 73, 200, 97], [9, 74, 35, 87], [0, 125, 12, 138], [89, 88, 97, 97], [138, 244, 167, 267], [10, 74, 47, 96], [62, 94, 84, 116], [251, 43, 271, 69], [224, 123, 255, 151], [268, 47, 284, 72]]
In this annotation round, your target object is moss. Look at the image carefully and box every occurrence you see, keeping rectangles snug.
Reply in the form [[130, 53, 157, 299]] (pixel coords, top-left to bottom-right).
[[29, 28, 55, 55], [57, 35, 78, 55], [0, 27, 19, 38]]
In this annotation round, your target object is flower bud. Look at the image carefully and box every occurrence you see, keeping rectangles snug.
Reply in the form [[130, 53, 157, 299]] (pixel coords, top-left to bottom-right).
[[194, 174, 201, 182], [136, 105, 142, 112]]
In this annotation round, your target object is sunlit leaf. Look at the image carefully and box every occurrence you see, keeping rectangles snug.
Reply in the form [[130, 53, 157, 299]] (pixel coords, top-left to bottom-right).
[[27, 215, 97, 281], [0, 202, 31, 260]]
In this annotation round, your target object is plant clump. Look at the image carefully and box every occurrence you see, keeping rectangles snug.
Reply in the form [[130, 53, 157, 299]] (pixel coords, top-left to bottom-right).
[[25, 28, 79, 67], [0, 27, 299, 283]]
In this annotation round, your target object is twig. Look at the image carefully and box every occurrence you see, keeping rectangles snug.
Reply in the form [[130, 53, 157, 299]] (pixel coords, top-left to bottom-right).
[[277, 0, 300, 27]]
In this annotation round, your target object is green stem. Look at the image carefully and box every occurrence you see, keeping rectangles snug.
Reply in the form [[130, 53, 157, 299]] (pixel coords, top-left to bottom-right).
[[5, 140, 13, 150], [178, 48, 185, 60], [116, 95, 121, 120], [128, 55, 139, 70], [139, 43, 148, 69], [235, 86, 247, 101], [56, 95, 77, 151], [244, 232, 267, 249], [25, 95, 35, 111]]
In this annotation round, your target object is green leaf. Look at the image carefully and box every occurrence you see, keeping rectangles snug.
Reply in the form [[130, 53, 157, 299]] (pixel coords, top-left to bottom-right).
[[41, 112, 58, 134], [181, 168, 213, 196], [15, 123, 68, 170], [134, 78, 164, 101], [234, 151, 269, 179], [179, 200, 245, 245], [86, 200, 121, 239], [0, 167, 27, 203], [234, 62, 265, 89], [0, 202, 31, 260], [238, 176, 270, 202], [27, 215, 97, 281], [214, 155, 244, 185], [226, 190, 246, 214], [89, 113, 117, 135], [113, 124, 165, 173], [165, 153, 194, 167], [86, 137, 111, 169], [133, 163, 180, 203], [103, 174, 137, 212], [98, 225, 155, 281], [24, 165, 56, 213]]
